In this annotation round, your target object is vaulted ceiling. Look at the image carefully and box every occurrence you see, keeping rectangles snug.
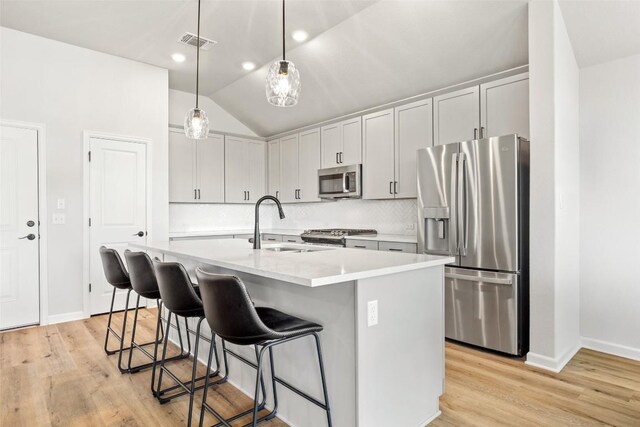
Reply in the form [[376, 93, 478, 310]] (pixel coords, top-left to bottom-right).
[[2, 0, 531, 136]]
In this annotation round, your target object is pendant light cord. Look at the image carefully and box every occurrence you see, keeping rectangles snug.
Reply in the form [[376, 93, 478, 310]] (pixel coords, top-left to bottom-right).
[[282, 0, 285, 61], [195, 0, 201, 108]]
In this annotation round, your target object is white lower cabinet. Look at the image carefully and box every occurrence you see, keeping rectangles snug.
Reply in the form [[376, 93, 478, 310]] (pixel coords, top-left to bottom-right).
[[282, 235, 303, 243], [225, 136, 266, 204], [262, 234, 283, 242], [346, 239, 379, 250], [169, 129, 224, 203], [378, 241, 418, 253]]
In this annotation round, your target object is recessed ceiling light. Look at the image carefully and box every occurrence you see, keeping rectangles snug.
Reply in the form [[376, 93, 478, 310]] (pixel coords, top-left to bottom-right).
[[242, 61, 256, 71], [171, 53, 186, 63], [292, 30, 308, 42]]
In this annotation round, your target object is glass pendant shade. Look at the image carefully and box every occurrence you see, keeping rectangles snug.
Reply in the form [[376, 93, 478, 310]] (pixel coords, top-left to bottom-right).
[[184, 108, 209, 139], [266, 60, 300, 107]]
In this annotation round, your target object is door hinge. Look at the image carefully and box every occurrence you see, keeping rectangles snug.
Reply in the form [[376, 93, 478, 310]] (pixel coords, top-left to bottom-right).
[[89, 283, 92, 292], [88, 151, 92, 162], [88, 218, 92, 226]]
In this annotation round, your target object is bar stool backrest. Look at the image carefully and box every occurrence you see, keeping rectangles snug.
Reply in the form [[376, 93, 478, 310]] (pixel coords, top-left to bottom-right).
[[196, 269, 277, 346], [153, 260, 203, 316], [99, 246, 131, 289], [124, 250, 160, 297]]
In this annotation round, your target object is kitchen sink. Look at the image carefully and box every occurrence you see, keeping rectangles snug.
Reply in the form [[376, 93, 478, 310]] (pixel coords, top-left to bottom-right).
[[263, 247, 301, 252]]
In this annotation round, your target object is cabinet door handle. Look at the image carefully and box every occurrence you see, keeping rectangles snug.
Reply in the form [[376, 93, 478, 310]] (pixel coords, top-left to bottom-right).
[[474, 128, 478, 139], [276, 190, 279, 199], [198, 189, 201, 199], [394, 181, 398, 194], [389, 181, 393, 194], [340, 152, 343, 163], [248, 191, 250, 201], [480, 126, 486, 139], [244, 191, 247, 201], [194, 189, 197, 200], [297, 189, 301, 199], [336, 152, 339, 164]]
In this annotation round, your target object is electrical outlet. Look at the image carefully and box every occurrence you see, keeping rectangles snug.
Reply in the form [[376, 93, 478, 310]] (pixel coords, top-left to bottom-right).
[[52, 213, 65, 225], [56, 198, 65, 209], [405, 223, 416, 231], [367, 300, 378, 327]]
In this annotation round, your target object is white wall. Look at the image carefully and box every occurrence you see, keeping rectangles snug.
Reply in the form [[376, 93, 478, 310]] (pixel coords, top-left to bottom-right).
[[0, 27, 169, 320], [527, 0, 581, 371], [579, 53, 640, 360], [170, 199, 417, 235], [169, 89, 256, 136]]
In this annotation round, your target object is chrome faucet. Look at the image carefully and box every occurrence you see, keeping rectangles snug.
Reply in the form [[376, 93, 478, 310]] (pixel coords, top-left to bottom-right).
[[252, 195, 285, 249]]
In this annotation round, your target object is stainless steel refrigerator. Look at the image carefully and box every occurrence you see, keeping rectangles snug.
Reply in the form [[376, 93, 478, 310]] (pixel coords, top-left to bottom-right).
[[417, 134, 529, 356]]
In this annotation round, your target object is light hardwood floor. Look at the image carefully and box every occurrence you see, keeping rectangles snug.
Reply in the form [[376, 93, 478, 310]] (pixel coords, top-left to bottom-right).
[[1, 309, 639, 426]]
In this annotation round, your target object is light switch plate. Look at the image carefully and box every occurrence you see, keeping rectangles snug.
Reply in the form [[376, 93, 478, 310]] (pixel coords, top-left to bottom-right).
[[57, 198, 65, 209], [52, 213, 65, 225], [367, 300, 378, 327]]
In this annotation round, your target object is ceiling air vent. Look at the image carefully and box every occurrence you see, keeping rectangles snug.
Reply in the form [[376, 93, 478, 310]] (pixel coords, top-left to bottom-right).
[[178, 32, 217, 50]]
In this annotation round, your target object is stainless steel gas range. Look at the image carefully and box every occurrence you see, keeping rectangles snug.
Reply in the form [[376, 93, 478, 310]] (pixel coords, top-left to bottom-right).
[[300, 229, 377, 247]]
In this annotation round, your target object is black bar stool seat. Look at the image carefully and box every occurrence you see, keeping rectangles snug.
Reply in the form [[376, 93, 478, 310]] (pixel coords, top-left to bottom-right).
[[196, 270, 332, 427], [254, 307, 323, 340]]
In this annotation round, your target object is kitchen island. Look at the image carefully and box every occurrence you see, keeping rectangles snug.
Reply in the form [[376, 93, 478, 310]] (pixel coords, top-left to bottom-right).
[[131, 238, 453, 427]]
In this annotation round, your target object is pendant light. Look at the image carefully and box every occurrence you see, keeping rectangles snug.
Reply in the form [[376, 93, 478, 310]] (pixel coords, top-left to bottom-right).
[[184, 0, 209, 139], [266, 0, 300, 107]]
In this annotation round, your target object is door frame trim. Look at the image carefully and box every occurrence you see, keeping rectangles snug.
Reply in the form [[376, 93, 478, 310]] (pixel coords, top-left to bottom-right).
[[0, 119, 49, 326], [82, 131, 153, 318]]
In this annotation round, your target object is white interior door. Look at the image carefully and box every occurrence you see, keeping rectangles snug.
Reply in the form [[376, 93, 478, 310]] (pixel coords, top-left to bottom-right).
[[0, 125, 40, 330], [89, 137, 147, 315]]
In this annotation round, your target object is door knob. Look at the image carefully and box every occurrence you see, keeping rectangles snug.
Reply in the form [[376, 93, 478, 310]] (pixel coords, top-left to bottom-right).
[[18, 234, 36, 240], [133, 231, 144, 237]]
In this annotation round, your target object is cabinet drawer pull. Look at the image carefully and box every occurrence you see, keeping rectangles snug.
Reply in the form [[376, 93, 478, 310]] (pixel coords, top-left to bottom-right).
[[287, 239, 296, 242], [354, 245, 366, 249], [388, 248, 403, 252]]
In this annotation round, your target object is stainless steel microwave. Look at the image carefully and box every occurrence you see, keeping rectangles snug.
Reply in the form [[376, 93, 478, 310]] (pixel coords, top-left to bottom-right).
[[318, 164, 362, 199]]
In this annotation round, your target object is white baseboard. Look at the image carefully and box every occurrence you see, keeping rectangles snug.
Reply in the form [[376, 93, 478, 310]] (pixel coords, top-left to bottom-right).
[[525, 343, 581, 373], [420, 410, 442, 426], [581, 337, 640, 362], [48, 311, 86, 325]]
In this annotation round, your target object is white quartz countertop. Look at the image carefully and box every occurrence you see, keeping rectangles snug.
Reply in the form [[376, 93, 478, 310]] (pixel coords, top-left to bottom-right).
[[170, 229, 417, 243], [132, 239, 452, 287]]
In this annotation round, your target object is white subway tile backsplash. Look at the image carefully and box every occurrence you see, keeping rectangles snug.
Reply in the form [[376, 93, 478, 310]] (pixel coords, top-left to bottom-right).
[[169, 199, 418, 235]]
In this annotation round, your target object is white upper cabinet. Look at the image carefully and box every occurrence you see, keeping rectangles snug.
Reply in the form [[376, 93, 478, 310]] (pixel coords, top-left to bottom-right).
[[320, 117, 362, 168], [433, 86, 480, 145], [480, 72, 529, 140], [169, 129, 224, 203], [298, 128, 321, 202], [277, 128, 321, 203], [247, 140, 266, 203], [394, 99, 433, 198], [169, 130, 195, 203], [363, 109, 396, 200], [267, 139, 280, 199], [225, 136, 266, 204], [196, 134, 225, 203], [279, 134, 299, 203], [320, 123, 341, 168], [341, 117, 362, 166]]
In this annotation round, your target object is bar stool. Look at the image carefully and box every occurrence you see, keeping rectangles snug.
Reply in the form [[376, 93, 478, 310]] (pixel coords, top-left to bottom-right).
[[99, 246, 164, 374], [154, 259, 224, 427], [195, 269, 332, 427], [124, 250, 191, 385]]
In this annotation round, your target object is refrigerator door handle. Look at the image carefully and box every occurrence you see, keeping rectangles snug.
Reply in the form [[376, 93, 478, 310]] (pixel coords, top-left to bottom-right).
[[457, 153, 467, 256], [450, 153, 459, 255], [445, 272, 513, 286]]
